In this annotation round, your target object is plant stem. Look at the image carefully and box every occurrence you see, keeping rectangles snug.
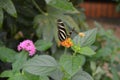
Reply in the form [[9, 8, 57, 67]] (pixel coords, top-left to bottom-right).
[[32, 0, 47, 15], [21, 70, 24, 75], [64, 47, 67, 54], [73, 51, 77, 56]]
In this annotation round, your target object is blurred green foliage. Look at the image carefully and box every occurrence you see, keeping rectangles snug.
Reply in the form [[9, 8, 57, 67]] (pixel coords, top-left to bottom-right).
[[0, 0, 86, 48], [89, 22, 120, 80], [115, 0, 120, 12], [0, 0, 120, 80]]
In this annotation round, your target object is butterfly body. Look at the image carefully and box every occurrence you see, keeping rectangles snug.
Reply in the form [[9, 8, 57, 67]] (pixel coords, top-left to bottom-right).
[[57, 19, 68, 42]]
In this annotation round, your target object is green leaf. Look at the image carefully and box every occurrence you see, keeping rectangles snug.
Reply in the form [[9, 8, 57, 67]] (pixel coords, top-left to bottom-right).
[[59, 54, 85, 77], [72, 70, 93, 80], [8, 72, 28, 80], [79, 47, 96, 56], [111, 66, 119, 80], [7, 71, 40, 80], [94, 47, 112, 58], [0, 47, 16, 62], [21, 71, 39, 80], [23, 71, 39, 80], [42, 19, 54, 42], [93, 66, 104, 76], [73, 28, 97, 47], [12, 51, 28, 72], [34, 15, 45, 38], [39, 76, 49, 80], [35, 40, 53, 51], [60, 15, 80, 32], [49, 69, 63, 80], [46, 0, 77, 12], [0, 70, 13, 78], [0, 8, 3, 28], [23, 55, 58, 76], [0, 0, 17, 17], [34, 15, 54, 42], [90, 61, 96, 72]]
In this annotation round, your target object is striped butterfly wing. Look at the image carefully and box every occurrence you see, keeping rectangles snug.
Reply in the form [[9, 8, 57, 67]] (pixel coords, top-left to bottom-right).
[[57, 19, 68, 42]]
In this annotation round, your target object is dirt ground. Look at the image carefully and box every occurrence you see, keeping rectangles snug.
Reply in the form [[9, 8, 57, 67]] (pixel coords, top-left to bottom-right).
[[86, 18, 120, 39]]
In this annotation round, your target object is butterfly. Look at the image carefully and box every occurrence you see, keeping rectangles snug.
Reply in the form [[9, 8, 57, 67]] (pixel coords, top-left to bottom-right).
[[57, 19, 72, 42]]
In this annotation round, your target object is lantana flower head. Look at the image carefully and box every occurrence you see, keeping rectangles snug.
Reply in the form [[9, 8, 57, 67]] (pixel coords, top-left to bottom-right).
[[78, 32, 85, 37], [17, 40, 36, 56], [59, 38, 73, 48]]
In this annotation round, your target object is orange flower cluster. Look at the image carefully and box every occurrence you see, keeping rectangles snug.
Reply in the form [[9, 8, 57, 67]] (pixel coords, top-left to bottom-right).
[[59, 38, 73, 48]]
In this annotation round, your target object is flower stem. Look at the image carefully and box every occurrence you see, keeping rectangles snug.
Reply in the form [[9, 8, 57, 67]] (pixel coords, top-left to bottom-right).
[[64, 47, 67, 54], [73, 51, 77, 56], [21, 70, 24, 75], [32, 0, 47, 15]]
